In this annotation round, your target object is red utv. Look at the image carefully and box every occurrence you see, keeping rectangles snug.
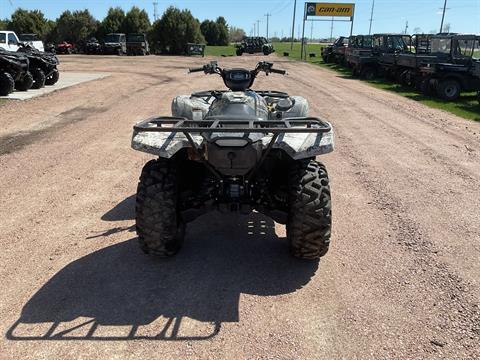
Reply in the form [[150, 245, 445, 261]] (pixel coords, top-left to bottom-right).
[[56, 41, 76, 54]]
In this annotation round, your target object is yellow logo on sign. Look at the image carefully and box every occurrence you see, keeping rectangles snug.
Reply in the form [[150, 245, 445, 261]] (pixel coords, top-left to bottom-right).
[[311, 3, 354, 17]]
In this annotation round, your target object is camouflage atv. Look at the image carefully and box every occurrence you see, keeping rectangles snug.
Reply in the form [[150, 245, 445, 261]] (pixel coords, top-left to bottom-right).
[[0, 48, 33, 95], [236, 37, 274, 56], [17, 43, 60, 88], [132, 61, 333, 259]]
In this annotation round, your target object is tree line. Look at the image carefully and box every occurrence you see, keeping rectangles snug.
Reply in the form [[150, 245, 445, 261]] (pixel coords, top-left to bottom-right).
[[0, 6, 247, 54]]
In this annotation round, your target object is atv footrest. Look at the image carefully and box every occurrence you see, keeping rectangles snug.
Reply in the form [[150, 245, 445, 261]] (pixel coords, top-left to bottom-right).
[[134, 116, 331, 134]]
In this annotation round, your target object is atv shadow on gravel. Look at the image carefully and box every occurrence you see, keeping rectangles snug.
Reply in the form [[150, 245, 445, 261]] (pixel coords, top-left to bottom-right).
[[7, 212, 318, 341]]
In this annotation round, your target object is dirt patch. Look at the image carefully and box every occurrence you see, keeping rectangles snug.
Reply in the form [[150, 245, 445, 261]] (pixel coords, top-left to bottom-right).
[[0, 106, 108, 155], [0, 55, 479, 359]]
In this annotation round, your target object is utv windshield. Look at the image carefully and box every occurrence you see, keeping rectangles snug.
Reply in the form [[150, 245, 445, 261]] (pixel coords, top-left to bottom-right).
[[105, 34, 121, 43], [430, 37, 451, 54], [387, 36, 409, 51], [361, 36, 373, 48], [453, 38, 480, 59], [474, 40, 480, 60], [127, 34, 145, 42]]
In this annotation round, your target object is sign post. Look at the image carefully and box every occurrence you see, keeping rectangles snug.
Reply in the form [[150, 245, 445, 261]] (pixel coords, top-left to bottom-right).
[[300, 2, 356, 60]]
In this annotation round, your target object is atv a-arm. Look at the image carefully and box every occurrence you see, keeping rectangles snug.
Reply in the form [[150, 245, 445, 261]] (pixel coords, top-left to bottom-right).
[[133, 116, 331, 179]]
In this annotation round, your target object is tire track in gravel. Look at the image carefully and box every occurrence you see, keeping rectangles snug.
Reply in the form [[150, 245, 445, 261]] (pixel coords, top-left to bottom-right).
[[277, 59, 480, 355], [0, 74, 174, 156], [284, 69, 480, 183], [335, 140, 480, 353]]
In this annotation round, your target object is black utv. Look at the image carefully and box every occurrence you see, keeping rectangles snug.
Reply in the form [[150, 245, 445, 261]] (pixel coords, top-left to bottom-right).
[[85, 37, 103, 55], [103, 33, 126, 55], [236, 37, 274, 56], [322, 36, 348, 64], [415, 34, 480, 101], [0, 48, 33, 95], [17, 43, 60, 89], [126, 34, 150, 56]]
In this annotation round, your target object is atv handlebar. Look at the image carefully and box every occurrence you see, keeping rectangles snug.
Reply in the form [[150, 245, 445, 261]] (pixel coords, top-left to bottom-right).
[[269, 68, 286, 75], [188, 66, 206, 73], [189, 61, 286, 76], [188, 61, 286, 91]]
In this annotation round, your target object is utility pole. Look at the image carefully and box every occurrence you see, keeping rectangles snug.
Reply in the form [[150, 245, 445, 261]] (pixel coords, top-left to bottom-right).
[[301, 3, 307, 60], [265, 13, 271, 40], [257, 20, 260, 36], [153, 1, 159, 22], [440, 0, 448, 33], [253, 23, 256, 37], [404, 20, 409, 34], [310, 20, 314, 42], [330, 17, 334, 41], [368, 0, 375, 35], [291, 0, 297, 50]]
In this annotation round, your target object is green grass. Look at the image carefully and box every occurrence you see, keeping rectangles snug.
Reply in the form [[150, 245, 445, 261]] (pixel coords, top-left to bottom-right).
[[274, 42, 480, 121], [0, 99, 6, 107], [204, 45, 236, 57], [368, 80, 480, 121], [273, 42, 325, 60], [204, 42, 327, 58]]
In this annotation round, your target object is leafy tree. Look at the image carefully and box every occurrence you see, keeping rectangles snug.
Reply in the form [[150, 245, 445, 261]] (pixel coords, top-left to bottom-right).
[[200, 17, 229, 46], [0, 19, 8, 30], [53, 10, 98, 44], [229, 26, 246, 43], [215, 17, 229, 45], [200, 20, 218, 45], [123, 6, 151, 34], [7, 9, 51, 39], [151, 6, 204, 55], [99, 7, 125, 37]]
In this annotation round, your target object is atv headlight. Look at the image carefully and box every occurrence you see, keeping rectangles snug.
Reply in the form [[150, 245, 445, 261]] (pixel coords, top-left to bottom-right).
[[215, 139, 249, 147]]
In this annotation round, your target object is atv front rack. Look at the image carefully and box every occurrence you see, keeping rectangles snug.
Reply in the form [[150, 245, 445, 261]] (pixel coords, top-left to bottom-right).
[[133, 116, 332, 180], [133, 116, 331, 134]]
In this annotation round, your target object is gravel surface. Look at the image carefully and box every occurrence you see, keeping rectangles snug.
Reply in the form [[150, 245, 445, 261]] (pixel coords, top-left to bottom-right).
[[0, 54, 479, 359]]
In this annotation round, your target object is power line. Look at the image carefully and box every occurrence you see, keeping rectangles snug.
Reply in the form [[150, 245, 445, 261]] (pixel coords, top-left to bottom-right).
[[271, 0, 291, 16]]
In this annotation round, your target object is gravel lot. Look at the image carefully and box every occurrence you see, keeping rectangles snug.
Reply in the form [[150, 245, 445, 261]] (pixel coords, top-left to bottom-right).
[[0, 54, 479, 359]]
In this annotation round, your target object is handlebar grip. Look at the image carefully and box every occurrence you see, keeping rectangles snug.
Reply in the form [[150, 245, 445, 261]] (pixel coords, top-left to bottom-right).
[[189, 67, 205, 73], [270, 68, 287, 75]]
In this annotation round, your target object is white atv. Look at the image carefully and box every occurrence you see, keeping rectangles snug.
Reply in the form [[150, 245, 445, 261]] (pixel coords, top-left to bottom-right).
[[132, 61, 334, 259]]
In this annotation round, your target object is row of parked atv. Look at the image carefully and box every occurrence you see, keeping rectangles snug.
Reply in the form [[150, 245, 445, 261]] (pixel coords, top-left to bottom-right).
[[57, 33, 150, 56], [0, 43, 59, 96], [321, 33, 480, 102]]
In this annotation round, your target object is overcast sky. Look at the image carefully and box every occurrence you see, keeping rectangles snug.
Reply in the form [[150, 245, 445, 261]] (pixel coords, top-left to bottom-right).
[[1, 0, 479, 38]]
